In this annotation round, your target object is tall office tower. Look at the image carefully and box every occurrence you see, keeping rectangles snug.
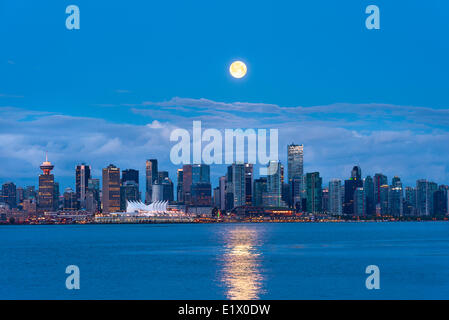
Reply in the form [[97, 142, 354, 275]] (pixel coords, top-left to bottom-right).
[[389, 177, 403, 217], [354, 187, 366, 216], [225, 166, 234, 211], [191, 182, 211, 206], [145, 159, 158, 204], [287, 144, 304, 183], [427, 182, 438, 216], [219, 176, 227, 211], [189, 164, 211, 206], [379, 185, 390, 215], [120, 181, 140, 210], [177, 169, 184, 203], [153, 177, 174, 202], [343, 166, 364, 215], [75, 163, 91, 208], [306, 172, 322, 214], [1, 182, 17, 209], [182, 164, 193, 204], [122, 169, 139, 186], [416, 179, 428, 216], [244, 163, 253, 205], [329, 179, 342, 216], [38, 155, 56, 212], [253, 177, 267, 207], [227, 163, 245, 208], [16, 187, 24, 206], [213, 187, 221, 208], [351, 166, 362, 181], [433, 185, 448, 216], [364, 176, 375, 216], [321, 187, 329, 213], [282, 183, 291, 207], [102, 164, 121, 213], [63, 188, 79, 211], [374, 173, 388, 205], [158, 171, 169, 182], [87, 178, 101, 212], [265, 161, 282, 207], [54, 182, 60, 210], [291, 176, 303, 210], [24, 186, 36, 200], [404, 186, 417, 216]]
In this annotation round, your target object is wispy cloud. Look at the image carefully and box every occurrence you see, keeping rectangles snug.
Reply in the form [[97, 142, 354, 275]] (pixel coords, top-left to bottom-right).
[[0, 98, 448, 189]]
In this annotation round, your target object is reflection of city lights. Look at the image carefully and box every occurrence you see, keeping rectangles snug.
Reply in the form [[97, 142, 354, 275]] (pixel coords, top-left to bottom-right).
[[219, 227, 264, 300]]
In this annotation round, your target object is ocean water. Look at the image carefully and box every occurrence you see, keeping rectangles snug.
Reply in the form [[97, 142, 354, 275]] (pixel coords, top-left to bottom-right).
[[0, 222, 448, 300]]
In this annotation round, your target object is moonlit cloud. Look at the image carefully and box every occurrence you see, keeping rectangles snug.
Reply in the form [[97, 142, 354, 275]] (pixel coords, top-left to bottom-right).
[[0, 98, 448, 190]]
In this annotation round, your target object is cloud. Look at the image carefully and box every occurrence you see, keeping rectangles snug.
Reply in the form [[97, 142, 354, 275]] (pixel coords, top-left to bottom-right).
[[0, 98, 448, 190]]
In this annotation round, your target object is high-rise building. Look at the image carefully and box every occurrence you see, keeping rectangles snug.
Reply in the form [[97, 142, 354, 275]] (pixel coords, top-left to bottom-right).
[[253, 177, 267, 207], [321, 187, 329, 213], [122, 169, 139, 186], [433, 186, 448, 217], [38, 155, 56, 212], [145, 159, 158, 204], [152, 177, 174, 202], [364, 176, 375, 216], [228, 163, 245, 208], [265, 161, 282, 207], [354, 187, 366, 216], [306, 172, 322, 214], [87, 178, 100, 212], [191, 182, 211, 206], [244, 163, 253, 206], [416, 179, 438, 216], [63, 188, 79, 211], [343, 166, 364, 215], [291, 176, 303, 210], [329, 179, 342, 216], [374, 173, 388, 205], [388, 177, 403, 217], [182, 164, 192, 204], [379, 185, 390, 216], [404, 186, 417, 216], [287, 144, 303, 184], [1, 182, 17, 209], [219, 176, 227, 211], [102, 164, 121, 213], [75, 163, 91, 208], [120, 181, 140, 210], [177, 169, 184, 203]]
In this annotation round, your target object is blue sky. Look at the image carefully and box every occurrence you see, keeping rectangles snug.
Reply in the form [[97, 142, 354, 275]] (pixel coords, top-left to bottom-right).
[[1, 1, 449, 192]]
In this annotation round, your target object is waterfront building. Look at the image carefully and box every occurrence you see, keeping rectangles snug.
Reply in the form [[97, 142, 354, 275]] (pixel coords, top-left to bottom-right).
[[306, 172, 322, 214], [265, 161, 283, 207], [122, 169, 139, 186], [145, 159, 158, 204], [63, 188, 79, 211], [354, 187, 366, 216], [182, 164, 192, 204], [404, 186, 417, 216], [219, 176, 226, 211], [1, 182, 17, 209], [102, 164, 121, 213], [75, 163, 91, 208], [388, 177, 403, 217], [374, 173, 388, 205], [38, 155, 56, 212], [244, 163, 253, 206], [253, 177, 267, 207], [364, 176, 375, 216], [120, 181, 140, 211], [329, 179, 342, 216], [177, 168, 183, 203]]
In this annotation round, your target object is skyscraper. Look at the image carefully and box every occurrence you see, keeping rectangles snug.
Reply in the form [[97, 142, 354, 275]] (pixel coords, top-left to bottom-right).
[[343, 167, 363, 215], [253, 177, 267, 207], [145, 159, 158, 204], [329, 179, 342, 216], [122, 169, 139, 186], [177, 168, 184, 203], [102, 164, 121, 213], [354, 187, 366, 216], [306, 172, 322, 214], [388, 176, 403, 217], [120, 181, 140, 211], [75, 163, 91, 208], [374, 173, 388, 206], [38, 155, 56, 212], [219, 176, 227, 211], [287, 144, 303, 184], [1, 182, 17, 209], [404, 186, 417, 216], [182, 164, 192, 204], [244, 163, 253, 206], [364, 176, 375, 216], [228, 163, 245, 208], [265, 161, 282, 207]]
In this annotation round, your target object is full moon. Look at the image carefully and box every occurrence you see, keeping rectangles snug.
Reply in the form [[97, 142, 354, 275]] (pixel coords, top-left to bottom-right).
[[229, 61, 247, 79]]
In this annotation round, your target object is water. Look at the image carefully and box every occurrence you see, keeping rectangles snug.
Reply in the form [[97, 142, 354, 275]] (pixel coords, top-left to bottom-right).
[[0, 222, 448, 299]]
